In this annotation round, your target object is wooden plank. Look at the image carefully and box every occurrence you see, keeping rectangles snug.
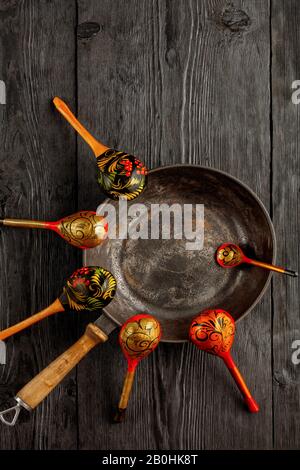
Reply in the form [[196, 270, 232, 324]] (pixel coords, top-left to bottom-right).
[[0, 0, 78, 449], [271, 0, 300, 449], [77, 0, 272, 449]]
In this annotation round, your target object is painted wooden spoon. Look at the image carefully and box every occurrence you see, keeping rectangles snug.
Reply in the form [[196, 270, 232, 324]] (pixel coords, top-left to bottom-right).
[[0, 266, 116, 342], [0, 211, 107, 249], [114, 313, 161, 422], [189, 308, 259, 413], [216, 243, 298, 277], [53, 97, 148, 201]]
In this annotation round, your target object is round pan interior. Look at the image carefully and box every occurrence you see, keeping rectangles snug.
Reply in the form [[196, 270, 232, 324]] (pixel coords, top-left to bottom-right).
[[84, 165, 276, 342]]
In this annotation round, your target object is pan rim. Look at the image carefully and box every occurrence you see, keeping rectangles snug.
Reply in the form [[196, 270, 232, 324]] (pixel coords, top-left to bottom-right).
[[85, 164, 276, 343]]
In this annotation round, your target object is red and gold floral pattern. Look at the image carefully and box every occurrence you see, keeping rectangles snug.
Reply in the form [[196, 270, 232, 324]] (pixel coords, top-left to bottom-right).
[[119, 314, 161, 367], [216, 243, 243, 267], [189, 309, 235, 356]]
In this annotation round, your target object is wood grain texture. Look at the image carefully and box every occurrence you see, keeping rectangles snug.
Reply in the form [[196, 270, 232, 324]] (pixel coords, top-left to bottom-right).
[[77, 0, 272, 450], [0, 0, 78, 449], [271, 0, 300, 449]]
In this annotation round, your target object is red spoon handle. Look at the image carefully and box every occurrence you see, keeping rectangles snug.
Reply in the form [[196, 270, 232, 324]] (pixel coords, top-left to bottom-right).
[[245, 258, 298, 277], [222, 353, 259, 413]]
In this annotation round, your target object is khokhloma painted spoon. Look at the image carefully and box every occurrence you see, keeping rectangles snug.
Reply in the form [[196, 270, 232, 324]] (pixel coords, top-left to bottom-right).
[[53, 97, 148, 201], [0, 211, 108, 249], [114, 313, 161, 422], [216, 243, 298, 277], [0, 266, 116, 343], [189, 308, 259, 413]]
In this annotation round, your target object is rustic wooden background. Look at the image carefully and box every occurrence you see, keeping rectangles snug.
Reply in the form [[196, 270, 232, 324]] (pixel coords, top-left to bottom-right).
[[0, 0, 299, 450]]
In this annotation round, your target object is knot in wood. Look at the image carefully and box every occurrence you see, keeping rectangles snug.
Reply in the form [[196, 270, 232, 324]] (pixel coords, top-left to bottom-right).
[[77, 22, 101, 39], [219, 4, 251, 33]]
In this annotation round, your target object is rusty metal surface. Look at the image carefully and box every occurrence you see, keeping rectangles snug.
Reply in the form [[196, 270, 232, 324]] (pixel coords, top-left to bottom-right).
[[84, 165, 276, 342]]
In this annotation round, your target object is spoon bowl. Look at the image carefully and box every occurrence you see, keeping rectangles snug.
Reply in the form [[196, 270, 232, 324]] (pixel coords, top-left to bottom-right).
[[216, 243, 244, 268]]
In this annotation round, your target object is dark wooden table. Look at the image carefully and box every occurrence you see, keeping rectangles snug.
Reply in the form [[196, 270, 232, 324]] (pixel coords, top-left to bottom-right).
[[0, 0, 299, 450]]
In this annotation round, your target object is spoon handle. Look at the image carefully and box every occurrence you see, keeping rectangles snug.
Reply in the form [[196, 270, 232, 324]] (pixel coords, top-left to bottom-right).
[[222, 353, 259, 413], [246, 258, 298, 277], [114, 368, 136, 423], [53, 97, 108, 158], [0, 298, 64, 341], [0, 218, 48, 229]]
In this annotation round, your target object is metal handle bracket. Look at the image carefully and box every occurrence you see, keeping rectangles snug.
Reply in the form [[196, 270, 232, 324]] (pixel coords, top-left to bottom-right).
[[0, 397, 31, 426]]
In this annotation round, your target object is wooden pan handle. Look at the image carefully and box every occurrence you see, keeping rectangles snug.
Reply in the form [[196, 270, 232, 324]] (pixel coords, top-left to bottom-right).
[[17, 323, 108, 410], [53, 97, 109, 157]]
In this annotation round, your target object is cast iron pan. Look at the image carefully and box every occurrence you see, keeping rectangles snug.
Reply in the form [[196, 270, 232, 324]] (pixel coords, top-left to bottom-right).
[[85, 165, 276, 342]]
